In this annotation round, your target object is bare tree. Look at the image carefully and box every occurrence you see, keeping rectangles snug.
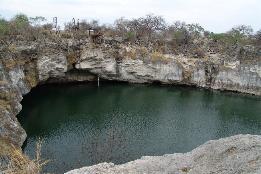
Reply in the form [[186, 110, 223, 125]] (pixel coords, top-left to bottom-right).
[[114, 17, 129, 37], [230, 25, 253, 37], [137, 14, 166, 41], [226, 25, 253, 44], [167, 21, 191, 45], [29, 16, 46, 27], [254, 29, 261, 44], [79, 19, 91, 31], [113, 15, 167, 43]]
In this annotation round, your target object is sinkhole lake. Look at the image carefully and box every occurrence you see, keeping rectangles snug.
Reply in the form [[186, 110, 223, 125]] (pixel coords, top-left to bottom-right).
[[18, 83, 261, 174]]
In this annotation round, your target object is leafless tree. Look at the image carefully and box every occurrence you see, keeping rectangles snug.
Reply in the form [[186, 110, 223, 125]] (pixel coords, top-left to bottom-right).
[[229, 25, 253, 37], [254, 29, 261, 44], [136, 14, 166, 41]]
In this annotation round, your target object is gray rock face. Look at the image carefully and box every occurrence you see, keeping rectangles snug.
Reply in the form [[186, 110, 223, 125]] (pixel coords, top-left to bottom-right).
[[76, 47, 261, 95], [212, 64, 261, 94], [0, 45, 68, 146], [65, 134, 261, 174], [37, 53, 68, 81], [0, 61, 27, 146]]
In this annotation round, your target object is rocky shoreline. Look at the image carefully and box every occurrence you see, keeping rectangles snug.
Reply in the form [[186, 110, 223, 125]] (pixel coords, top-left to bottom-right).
[[65, 134, 261, 174]]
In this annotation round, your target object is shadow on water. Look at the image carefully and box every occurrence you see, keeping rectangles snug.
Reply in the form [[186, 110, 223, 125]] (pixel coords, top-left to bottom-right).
[[18, 83, 261, 174]]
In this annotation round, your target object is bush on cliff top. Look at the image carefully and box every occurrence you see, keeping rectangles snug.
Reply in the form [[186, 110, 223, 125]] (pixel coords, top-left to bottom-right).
[[0, 17, 9, 36], [0, 13, 260, 60]]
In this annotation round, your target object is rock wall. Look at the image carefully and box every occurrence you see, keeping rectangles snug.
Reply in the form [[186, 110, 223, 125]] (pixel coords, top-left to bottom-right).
[[0, 43, 70, 146], [76, 46, 261, 95], [65, 134, 261, 174], [0, 39, 260, 147], [0, 58, 29, 146]]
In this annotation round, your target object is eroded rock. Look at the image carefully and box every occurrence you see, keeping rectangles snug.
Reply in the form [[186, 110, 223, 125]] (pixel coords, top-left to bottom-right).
[[65, 134, 261, 174], [76, 46, 261, 95], [37, 53, 68, 81]]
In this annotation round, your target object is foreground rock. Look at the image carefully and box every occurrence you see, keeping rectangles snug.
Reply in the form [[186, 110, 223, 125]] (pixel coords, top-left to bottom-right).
[[65, 134, 261, 174]]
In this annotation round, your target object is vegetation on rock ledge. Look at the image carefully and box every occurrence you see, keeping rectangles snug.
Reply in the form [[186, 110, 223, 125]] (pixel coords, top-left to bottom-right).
[[0, 138, 48, 174], [0, 13, 260, 63]]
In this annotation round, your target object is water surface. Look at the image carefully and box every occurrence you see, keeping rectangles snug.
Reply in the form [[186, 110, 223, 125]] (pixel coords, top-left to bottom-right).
[[18, 83, 261, 174]]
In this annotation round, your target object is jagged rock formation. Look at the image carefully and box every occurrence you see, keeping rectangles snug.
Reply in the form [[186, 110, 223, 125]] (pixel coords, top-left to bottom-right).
[[0, 38, 260, 147], [76, 45, 261, 95], [65, 134, 261, 174], [0, 42, 70, 146]]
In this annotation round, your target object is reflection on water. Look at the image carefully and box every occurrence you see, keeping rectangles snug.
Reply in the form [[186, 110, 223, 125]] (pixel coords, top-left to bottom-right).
[[18, 83, 261, 174]]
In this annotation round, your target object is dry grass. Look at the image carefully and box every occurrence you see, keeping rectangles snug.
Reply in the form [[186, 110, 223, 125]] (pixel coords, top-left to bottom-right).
[[137, 47, 148, 58], [2, 59, 17, 70], [60, 32, 73, 39], [122, 48, 137, 59], [24, 71, 38, 88], [150, 51, 170, 63], [2, 58, 26, 71], [192, 48, 205, 58], [23, 62, 39, 88], [0, 99, 11, 111], [0, 138, 49, 174], [0, 80, 8, 86], [66, 51, 78, 65], [7, 44, 17, 52]]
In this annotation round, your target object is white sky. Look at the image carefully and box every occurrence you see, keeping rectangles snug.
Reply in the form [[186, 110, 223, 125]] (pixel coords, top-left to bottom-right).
[[0, 0, 260, 33]]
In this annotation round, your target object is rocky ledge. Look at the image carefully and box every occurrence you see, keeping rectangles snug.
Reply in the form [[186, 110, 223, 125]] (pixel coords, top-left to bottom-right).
[[65, 134, 261, 174]]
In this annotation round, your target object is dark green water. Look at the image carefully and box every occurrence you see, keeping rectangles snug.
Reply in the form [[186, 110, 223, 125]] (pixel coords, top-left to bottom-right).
[[18, 83, 261, 174]]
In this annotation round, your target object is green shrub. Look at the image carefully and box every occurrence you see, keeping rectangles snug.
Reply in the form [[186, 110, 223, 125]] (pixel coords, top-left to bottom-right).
[[11, 14, 29, 29], [0, 18, 9, 36], [210, 33, 241, 45], [210, 25, 253, 45], [172, 29, 190, 45], [125, 31, 136, 41], [8, 14, 30, 36]]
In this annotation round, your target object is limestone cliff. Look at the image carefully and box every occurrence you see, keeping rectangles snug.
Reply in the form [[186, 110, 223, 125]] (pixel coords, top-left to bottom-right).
[[76, 44, 261, 95], [0, 41, 69, 146], [0, 37, 260, 147]]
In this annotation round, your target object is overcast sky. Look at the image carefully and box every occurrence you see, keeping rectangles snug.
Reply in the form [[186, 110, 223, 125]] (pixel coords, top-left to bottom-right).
[[0, 0, 260, 33]]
